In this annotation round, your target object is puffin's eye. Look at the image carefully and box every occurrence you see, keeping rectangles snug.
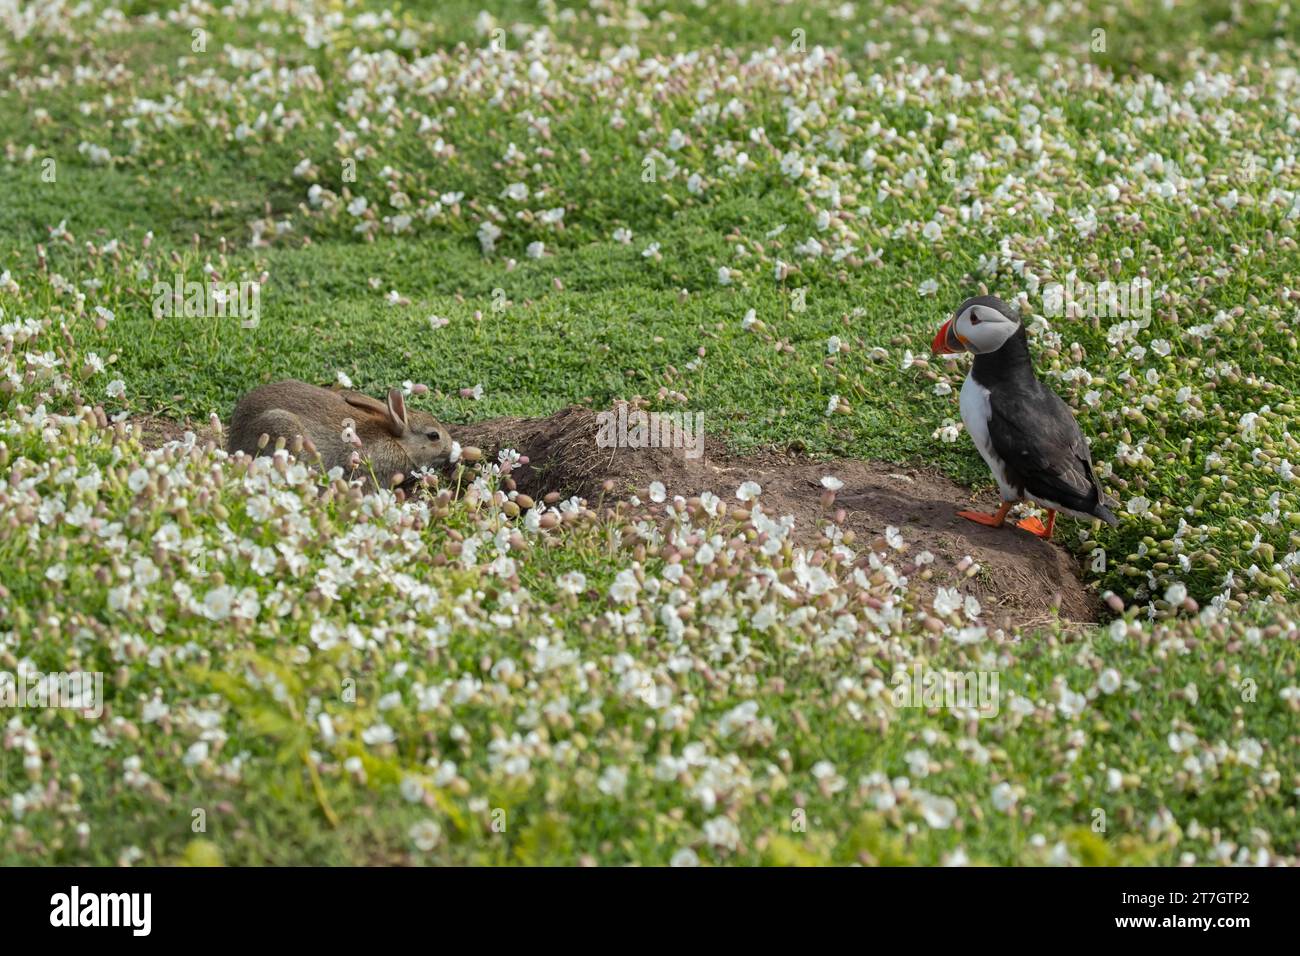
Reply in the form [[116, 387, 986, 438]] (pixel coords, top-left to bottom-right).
[[967, 313, 981, 326]]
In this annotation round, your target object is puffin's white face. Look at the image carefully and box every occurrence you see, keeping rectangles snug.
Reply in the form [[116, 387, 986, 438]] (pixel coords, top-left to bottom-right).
[[932, 297, 1021, 356], [952, 301, 1019, 354]]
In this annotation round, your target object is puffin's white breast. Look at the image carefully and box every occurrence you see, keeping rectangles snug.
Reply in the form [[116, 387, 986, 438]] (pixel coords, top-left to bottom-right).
[[960, 374, 1018, 501]]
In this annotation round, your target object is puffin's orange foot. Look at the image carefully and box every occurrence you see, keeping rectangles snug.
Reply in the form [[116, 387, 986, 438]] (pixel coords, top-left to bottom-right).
[[958, 510, 1007, 527], [957, 501, 1014, 528], [1017, 510, 1056, 540]]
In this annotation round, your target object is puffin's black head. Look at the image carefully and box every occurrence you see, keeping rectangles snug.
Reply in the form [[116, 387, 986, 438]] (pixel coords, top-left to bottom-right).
[[932, 295, 1021, 356]]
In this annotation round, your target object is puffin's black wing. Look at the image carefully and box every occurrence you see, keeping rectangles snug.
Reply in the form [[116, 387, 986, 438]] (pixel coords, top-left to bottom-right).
[[986, 381, 1107, 517]]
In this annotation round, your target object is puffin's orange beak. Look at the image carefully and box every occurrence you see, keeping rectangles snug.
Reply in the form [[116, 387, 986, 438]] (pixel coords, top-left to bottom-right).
[[931, 319, 963, 354]]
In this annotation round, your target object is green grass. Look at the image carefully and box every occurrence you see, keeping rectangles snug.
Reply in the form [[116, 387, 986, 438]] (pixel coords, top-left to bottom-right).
[[0, 0, 1297, 866]]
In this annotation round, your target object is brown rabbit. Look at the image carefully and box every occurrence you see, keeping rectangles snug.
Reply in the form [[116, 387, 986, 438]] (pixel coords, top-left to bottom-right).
[[227, 380, 453, 488]]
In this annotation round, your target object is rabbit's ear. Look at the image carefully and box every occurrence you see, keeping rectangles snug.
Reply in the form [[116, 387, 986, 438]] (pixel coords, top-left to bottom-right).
[[343, 391, 388, 415], [385, 388, 409, 436]]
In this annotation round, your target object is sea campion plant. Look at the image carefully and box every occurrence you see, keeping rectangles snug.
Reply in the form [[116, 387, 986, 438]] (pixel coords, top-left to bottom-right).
[[1, 0, 1298, 867], [1, 308, 1296, 865]]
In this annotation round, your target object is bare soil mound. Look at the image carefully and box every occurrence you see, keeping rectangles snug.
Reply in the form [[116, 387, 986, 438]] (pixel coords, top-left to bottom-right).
[[457, 406, 1100, 627], [133, 406, 1100, 627], [132, 415, 215, 449]]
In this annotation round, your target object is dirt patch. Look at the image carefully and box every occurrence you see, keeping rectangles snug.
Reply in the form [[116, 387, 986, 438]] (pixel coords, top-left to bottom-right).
[[457, 406, 1100, 627], [133, 405, 1099, 627], [130, 414, 221, 449]]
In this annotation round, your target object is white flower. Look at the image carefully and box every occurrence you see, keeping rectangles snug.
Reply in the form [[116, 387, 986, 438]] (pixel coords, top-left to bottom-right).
[[991, 782, 1018, 812], [933, 587, 963, 616], [609, 568, 640, 603], [1057, 685, 1087, 718], [933, 420, 962, 443], [558, 571, 587, 595], [703, 816, 741, 850], [820, 476, 843, 491], [362, 722, 395, 746], [736, 481, 761, 502], [813, 760, 847, 793], [409, 820, 442, 852], [905, 750, 930, 778], [470, 226, 503, 261], [1236, 739, 1263, 768], [597, 765, 628, 798], [203, 586, 234, 621], [400, 775, 427, 803], [915, 791, 957, 829], [182, 742, 209, 768]]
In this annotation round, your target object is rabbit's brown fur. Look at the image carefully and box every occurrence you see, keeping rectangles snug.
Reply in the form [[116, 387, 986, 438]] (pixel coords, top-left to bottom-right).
[[228, 380, 452, 488]]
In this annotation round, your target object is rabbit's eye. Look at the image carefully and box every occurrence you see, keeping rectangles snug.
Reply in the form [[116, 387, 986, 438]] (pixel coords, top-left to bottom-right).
[[426, 431, 441, 442]]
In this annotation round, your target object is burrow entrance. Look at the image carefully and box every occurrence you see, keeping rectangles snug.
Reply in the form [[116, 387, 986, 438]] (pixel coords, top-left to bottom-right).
[[455, 406, 1100, 628]]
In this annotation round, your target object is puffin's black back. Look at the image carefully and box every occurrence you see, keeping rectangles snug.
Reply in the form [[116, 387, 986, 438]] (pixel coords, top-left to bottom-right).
[[972, 324, 1111, 519]]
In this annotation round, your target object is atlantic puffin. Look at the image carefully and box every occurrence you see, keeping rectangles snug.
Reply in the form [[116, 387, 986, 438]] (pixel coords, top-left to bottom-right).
[[931, 295, 1118, 540]]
